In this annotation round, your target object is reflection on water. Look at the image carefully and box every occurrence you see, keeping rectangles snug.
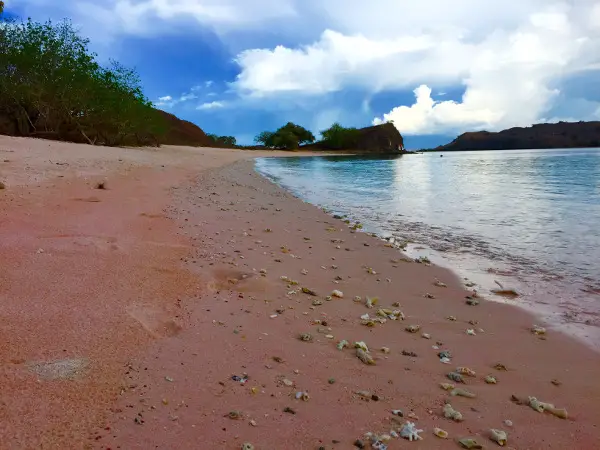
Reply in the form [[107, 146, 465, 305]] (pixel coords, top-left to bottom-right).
[[256, 148, 600, 349]]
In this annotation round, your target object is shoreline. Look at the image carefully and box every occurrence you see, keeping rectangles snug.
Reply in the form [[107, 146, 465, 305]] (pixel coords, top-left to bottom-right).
[[255, 154, 600, 354], [1, 137, 600, 448]]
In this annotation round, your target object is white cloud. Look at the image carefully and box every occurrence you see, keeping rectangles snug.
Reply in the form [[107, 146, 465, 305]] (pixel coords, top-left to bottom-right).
[[158, 95, 172, 102], [233, 0, 600, 135], [197, 101, 225, 110], [17, 0, 600, 135]]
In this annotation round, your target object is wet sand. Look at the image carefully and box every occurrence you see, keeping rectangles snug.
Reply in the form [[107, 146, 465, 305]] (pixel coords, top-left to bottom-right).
[[1, 136, 599, 449]]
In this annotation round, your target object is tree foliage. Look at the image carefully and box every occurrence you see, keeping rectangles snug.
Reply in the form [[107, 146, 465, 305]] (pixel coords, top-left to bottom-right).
[[0, 17, 166, 146], [207, 133, 236, 147], [320, 122, 361, 149], [254, 122, 315, 149]]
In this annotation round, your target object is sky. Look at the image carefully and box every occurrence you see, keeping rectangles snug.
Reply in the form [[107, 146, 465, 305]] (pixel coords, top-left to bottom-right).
[[5, 0, 600, 149]]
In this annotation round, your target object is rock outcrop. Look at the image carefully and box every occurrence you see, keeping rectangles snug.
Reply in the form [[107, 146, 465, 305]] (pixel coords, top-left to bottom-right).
[[436, 121, 600, 151], [306, 122, 406, 154]]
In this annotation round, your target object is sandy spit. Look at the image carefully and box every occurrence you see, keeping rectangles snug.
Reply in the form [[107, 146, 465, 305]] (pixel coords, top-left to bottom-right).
[[1, 136, 599, 449]]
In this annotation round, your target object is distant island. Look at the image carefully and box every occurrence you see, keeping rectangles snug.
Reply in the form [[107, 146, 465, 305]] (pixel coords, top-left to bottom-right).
[[431, 121, 600, 152]]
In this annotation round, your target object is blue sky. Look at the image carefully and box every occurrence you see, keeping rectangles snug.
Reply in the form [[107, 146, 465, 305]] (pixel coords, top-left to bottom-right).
[[5, 0, 600, 149]]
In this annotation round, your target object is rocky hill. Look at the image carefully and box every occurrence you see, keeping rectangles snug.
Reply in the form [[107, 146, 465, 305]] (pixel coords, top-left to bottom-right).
[[436, 121, 600, 151], [0, 108, 213, 147], [305, 122, 406, 153]]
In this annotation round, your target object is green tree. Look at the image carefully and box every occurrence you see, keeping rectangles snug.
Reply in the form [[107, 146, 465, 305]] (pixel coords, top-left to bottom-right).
[[208, 134, 236, 147], [254, 131, 275, 147], [320, 122, 361, 149], [254, 122, 314, 149], [0, 17, 165, 146]]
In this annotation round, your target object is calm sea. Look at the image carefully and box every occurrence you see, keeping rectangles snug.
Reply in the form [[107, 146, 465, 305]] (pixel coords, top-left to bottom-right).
[[255, 148, 600, 349]]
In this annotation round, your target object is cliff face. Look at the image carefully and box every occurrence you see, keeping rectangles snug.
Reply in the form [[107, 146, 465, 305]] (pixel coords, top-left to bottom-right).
[[306, 122, 405, 153], [437, 121, 600, 151]]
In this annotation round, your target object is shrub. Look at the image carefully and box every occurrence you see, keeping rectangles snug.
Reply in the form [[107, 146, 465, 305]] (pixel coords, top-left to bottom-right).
[[208, 134, 237, 147], [254, 122, 315, 149], [0, 16, 165, 146], [320, 122, 361, 149]]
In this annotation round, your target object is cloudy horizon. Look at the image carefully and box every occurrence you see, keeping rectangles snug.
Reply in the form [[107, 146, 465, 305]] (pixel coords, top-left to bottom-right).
[[5, 0, 600, 148]]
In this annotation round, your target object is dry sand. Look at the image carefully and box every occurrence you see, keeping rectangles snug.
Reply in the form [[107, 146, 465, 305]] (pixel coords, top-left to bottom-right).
[[1, 136, 599, 449]]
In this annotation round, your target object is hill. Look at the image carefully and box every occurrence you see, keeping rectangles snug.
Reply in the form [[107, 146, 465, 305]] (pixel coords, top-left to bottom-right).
[[435, 121, 600, 151], [304, 122, 406, 153], [0, 108, 213, 147]]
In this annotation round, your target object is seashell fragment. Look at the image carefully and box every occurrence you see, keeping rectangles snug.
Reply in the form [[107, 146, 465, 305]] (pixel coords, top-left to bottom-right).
[[494, 363, 508, 371], [354, 341, 369, 352], [434, 280, 447, 287], [451, 388, 476, 398], [443, 403, 463, 422], [528, 396, 568, 419], [447, 372, 465, 383], [391, 409, 404, 416], [295, 391, 310, 401], [466, 329, 476, 336], [331, 290, 344, 298], [490, 428, 508, 446], [433, 427, 448, 439], [466, 299, 480, 306], [353, 295, 362, 302], [337, 339, 349, 350], [312, 299, 323, 306], [356, 348, 376, 365], [440, 382, 455, 391], [399, 421, 423, 441], [241, 443, 255, 450], [447, 315, 457, 321], [366, 296, 378, 308], [531, 325, 546, 335], [381, 347, 390, 354], [485, 375, 497, 384], [301, 287, 317, 296], [299, 333, 313, 342], [282, 378, 294, 387], [422, 333, 431, 339], [458, 438, 483, 449], [405, 325, 420, 333], [456, 367, 476, 377]]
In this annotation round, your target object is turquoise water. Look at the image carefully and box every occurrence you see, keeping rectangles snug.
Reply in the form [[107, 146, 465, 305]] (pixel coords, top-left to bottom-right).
[[255, 149, 600, 347]]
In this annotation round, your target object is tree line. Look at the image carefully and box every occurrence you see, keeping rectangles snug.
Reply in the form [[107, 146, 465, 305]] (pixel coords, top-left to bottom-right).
[[0, 12, 166, 146], [254, 122, 362, 150]]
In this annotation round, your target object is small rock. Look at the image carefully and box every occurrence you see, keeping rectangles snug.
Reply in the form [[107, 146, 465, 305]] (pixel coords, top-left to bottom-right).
[[228, 410, 243, 420], [283, 406, 296, 414], [165, 376, 174, 382], [353, 439, 365, 449], [328, 378, 336, 384]]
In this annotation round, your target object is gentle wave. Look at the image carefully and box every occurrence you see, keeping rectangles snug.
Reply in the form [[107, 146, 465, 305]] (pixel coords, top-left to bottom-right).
[[256, 149, 600, 349]]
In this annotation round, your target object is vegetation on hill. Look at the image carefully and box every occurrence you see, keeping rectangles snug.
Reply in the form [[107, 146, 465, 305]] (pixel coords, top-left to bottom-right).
[[0, 14, 171, 146], [207, 134, 237, 147], [254, 122, 315, 149], [254, 121, 404, 153], [319, 123, 362, 149]]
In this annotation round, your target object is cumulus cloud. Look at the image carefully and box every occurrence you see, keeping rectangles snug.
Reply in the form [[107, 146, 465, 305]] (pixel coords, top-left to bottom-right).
[[15, 0, 600, 135], [233, 1, 600, 135], [197, 101, 225, 110]]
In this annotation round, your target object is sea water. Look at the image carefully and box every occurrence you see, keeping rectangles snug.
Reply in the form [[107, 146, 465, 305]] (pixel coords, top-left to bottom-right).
[[255, 148, 600, 349]]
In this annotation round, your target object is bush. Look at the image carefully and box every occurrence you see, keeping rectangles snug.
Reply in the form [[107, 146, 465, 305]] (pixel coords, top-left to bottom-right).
[[320, 122, 361, 149], [0, 16, 165, 146], [254, 122, 315, 149], [208, 134, 236, 147]]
